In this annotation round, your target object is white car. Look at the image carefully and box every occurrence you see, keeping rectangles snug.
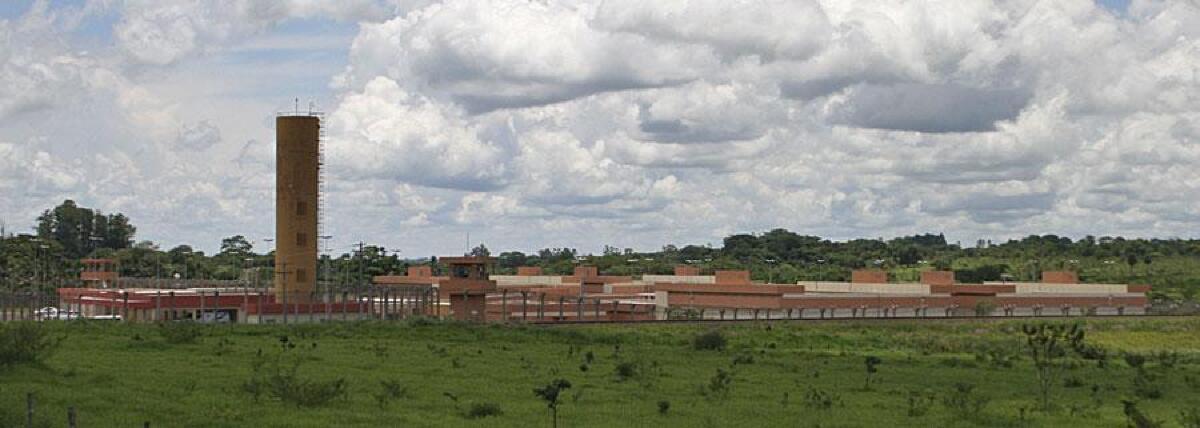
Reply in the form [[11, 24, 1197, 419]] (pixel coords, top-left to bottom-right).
[[35, 307, 81, 320]]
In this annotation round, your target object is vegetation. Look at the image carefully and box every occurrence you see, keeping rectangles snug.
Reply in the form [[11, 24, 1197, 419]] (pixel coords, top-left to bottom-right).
[[2, 318, 1197, 426], [4, 201, 1200, 310]]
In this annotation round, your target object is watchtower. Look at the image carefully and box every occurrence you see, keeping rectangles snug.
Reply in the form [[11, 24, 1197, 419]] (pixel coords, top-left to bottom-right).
[[80, 259, 119, 288], [439, 256, 497, 321]]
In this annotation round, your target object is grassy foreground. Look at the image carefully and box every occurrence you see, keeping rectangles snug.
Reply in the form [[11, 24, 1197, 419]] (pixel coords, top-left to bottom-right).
[[2, 318, 1199, 427]]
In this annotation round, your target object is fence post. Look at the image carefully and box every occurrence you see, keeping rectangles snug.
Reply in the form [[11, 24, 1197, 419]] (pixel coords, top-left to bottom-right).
[[539, 293, 546, 321], [122, 291, 129, 322], [521, 292, 528, 321], [559, 296, 565, 320], [67, 406, 76, 428], [501, 290, 508, 322], [341, 292, 348, 321], [26, 392, 34, 428]]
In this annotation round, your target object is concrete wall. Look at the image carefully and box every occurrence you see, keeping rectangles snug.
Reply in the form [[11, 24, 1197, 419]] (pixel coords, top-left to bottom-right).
[[643, 275, 715, 284], [801, 282, 930, 295], [1014, 283, 1128, 294], [492, 276, 565, 286]]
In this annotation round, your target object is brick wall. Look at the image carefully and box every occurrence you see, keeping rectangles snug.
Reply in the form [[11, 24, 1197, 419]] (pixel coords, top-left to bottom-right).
[[715, 270, 751, 285], [674, 265, 701, 276], [516, 266, 543, 276], [408, 266, 433, 278], [851, 270, 888, 284], [1041, 271, 1078, 284], [920, 271, 955, 286]]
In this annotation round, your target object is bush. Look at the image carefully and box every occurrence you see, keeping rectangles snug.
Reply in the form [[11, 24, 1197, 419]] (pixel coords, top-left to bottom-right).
[[693, 330, 727, 351], [906, 389, 936, 417], [1180, 405, 1200, 428], [614, 361, 639, 382], [942, 383, 989, 417], [158, 321, 203, 344], [803, 387, 840, 410], [657, 400, 670, 415], [0, 322, 60, 367], [242, 353, 348, 407], [465, 402, 503, 419]]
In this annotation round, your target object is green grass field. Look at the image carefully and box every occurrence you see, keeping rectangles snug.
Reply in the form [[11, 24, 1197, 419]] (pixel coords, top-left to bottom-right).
[[2, 318, 1199, 427]]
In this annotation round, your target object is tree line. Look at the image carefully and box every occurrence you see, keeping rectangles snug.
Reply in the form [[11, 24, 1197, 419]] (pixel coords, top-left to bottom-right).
[[2, 200, 1198, 302]]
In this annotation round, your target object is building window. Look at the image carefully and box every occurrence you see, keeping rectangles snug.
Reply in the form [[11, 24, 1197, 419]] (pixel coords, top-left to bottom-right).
[[296, 232, 307, 246], [296, 201, 307, 216], [296, 269, 307, 283]]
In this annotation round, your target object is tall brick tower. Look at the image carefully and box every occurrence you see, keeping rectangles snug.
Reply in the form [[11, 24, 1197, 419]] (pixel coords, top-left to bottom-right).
[[275, 115, 320, 302]]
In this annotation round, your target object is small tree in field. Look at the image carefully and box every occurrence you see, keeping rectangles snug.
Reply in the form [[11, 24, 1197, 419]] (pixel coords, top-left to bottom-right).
[[1022, 323, 1085, 411], [864, 356, 882, 390], [534, 378, 572, 428]]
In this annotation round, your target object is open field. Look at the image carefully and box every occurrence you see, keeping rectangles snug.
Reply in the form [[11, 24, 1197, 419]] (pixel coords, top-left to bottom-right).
[[2, 318, 1199, 427]]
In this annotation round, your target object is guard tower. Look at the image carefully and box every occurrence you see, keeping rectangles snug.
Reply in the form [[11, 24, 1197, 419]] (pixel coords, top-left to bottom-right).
[[80, 259, 119, 288], [439, 256, 497, 321], [275, 114, 320, 302]]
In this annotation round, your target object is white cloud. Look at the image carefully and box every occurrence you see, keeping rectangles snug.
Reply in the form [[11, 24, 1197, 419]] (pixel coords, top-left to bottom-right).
[[4, 0, 1200, 255]]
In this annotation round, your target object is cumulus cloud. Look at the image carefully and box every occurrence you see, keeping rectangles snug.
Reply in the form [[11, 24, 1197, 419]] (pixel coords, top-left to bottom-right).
[[325, 76, 509, 191], [5, 0, 1200, 255]]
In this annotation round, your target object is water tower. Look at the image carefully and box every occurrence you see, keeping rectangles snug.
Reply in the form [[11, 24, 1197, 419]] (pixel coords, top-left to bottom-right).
[[275, 114, 321, 302]]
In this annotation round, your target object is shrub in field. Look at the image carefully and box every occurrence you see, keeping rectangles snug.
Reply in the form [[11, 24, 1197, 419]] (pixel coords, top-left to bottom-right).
[[701, 368, 733, 401], [1132, 369, 1163, 400], [731, 353, 755, 366], [1121, 400, 1162, 428], [464, 402, 503, 419], [158, 321, 203, 344], [242, 351, 348, 407], [614, 361, 639, 382], [863, 356, 882, 390], [802, 387, 840, 410], [1179, 405, 1200, 428], [693, 330, 727, 351], [1152, 351, 1180, 369], [0, 322, 60, 367], [533, 378, 572, 428], [906, 389, 936, 417], [373, 379, 408, 408], [942, 383, 990, 417], [657, 400, 670, 415], [1021, 322, 1086, 411]]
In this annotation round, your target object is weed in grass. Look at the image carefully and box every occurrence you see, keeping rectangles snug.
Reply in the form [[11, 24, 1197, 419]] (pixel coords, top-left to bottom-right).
[[905, 389, 935, 417], [657, 400, 670, 415], [942, 383, 989, 418], [701, 368, 733, 401], [802, 386, 840, 410], [1063, 376, 1085, 388], [373, 379, 408, 409], [1121, 400, 1162, 428], [694, 330, 727, 351], [1179, 405, 1200, 428], [1133, 369, 1163, 400], [614, 361, 638, 382], [242, 350, 348, 407], [584, 350, 595, 364], [731, 353, 755, 366], [465, 402, 503, 419]]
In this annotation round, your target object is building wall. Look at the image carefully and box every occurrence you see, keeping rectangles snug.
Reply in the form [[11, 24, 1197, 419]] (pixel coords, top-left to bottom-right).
[[275, 115, 320, 302], [920, 271, 955, 286], [517, 266, 543, 276], [674, 265, 701, 276], [715, 270, 751, 285], [1041, 271, 1079, 284], [851, 270, 888, 284]]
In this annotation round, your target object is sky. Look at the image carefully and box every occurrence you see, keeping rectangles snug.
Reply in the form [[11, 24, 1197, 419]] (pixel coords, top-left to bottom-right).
[[1, 0, 1197, 256]]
